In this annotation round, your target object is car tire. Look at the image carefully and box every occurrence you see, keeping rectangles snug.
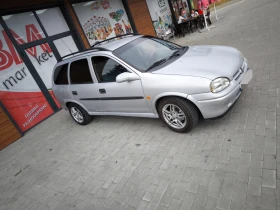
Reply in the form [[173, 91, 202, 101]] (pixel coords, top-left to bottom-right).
[[68, 103, 92, 125], [158, 97, 199, 133]]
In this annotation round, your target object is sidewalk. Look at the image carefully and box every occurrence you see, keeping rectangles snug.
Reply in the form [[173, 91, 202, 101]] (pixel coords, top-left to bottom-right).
[[210, 0, 243, 11]]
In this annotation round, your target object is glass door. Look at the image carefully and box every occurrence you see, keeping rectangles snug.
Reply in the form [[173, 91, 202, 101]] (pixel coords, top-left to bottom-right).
[[1, 7, 81, 132], [0, 25, 54, 132], [24, 43, 61, 108]]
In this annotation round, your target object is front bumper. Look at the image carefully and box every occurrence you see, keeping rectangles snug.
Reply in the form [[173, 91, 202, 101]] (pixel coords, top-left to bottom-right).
[[188, 68, 253, 119], [196, 84, 242, 119]]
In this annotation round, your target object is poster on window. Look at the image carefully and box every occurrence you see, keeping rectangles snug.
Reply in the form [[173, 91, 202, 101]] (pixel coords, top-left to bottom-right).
[[182, 0, 190, 12], [73, 0, 133, 45], [146, 0, 173, 35], [0, 23, 56, 132]]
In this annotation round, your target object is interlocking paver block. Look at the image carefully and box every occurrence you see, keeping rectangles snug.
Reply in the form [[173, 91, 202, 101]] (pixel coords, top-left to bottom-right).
[[245, 194, 261, 210], [226, 158, 239, 174], [263, 154, 276, 170], [190, 203, 203, 210], [193, 185, 208, 205], [229, 146, 242, 159], [231, 182, 247, 204], [236, 166, 250, 183], [221, 178, 235, 197], [230, 201, 245, 210], [208, 178, 223, 197], [203, 196, 217, 210], [217, 194, 231, 210], [159, 181, 178, 206], [173, 182, 188, 200], [239, 152, 251, 167], [215, 164, 226, 180], [136, 200, 149, 210], [143, 192, 154, 202], [248, 176, 262, 196], [156, 179, 170, 195], [179, 192, 195, 210], [187, 183, 199, 194], [260, 186, 276, 209], [160, 158, 173, 171], [169, 199, 182, 210], [129, 191, 146, 208], [262, 169, 276, 188]]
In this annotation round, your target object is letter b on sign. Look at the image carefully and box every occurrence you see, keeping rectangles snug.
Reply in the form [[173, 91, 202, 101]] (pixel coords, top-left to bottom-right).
[[0, 40, 13, 71]]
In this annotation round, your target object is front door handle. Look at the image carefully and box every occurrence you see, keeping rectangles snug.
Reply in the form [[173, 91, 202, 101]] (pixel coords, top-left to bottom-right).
[[72, 91, 78, 95], [99, 89, 106, 94]]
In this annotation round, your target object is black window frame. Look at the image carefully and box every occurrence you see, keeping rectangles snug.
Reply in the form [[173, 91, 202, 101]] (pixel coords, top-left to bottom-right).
[[0, 4, 85, 116], [69, 58, 94, 85]]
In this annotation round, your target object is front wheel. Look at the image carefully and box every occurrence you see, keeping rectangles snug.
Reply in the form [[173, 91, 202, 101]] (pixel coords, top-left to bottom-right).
[[158, 97, 199, 133], [69, 103, 92, 125]]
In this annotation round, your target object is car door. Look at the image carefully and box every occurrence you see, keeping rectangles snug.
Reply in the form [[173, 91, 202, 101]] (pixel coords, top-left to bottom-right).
[[68, 57, 104, 112], [52, 63, 73, 105], [90, 55, 149, 113]]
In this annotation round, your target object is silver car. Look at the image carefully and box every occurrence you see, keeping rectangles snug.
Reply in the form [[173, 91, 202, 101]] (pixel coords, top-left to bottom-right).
[[52, 34, 252, 133]]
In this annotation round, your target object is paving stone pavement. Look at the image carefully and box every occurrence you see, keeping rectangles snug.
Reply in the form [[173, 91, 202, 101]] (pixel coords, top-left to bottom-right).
[[1, 0, 280, 209]]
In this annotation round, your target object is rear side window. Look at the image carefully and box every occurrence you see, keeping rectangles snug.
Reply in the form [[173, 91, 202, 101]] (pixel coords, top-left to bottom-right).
[[70, 59, 93, 84], [54, 64, 69, 85]]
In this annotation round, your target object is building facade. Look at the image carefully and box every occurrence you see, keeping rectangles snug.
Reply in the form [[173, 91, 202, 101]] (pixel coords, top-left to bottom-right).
[[0, 0, 199, 149], [0, 0, 157, 149]]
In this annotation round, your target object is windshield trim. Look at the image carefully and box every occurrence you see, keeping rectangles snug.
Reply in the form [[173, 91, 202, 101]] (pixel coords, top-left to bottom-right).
[[112, 36, 188, 73]]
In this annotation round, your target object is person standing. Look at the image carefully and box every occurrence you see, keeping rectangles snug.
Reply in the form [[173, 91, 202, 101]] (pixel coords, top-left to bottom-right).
[[205, 7, 212, 25]]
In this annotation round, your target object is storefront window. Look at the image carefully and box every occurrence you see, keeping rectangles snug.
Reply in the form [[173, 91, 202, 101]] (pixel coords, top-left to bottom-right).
[[146, 0, 173, 35], [24, 43, 61, 108], [0, 25, 54, 132], [53, 36, 79, 57], [72, 0, 133, 45], [36, 8, 70, 36], [182, 0, 190, 13], [171, 0, 190, 22], [3, 12, 45, 45]]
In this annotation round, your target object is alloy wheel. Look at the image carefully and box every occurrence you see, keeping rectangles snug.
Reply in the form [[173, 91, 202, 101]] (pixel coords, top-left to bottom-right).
[[70, 107, 84, 123], [162, 104, 187, 129]]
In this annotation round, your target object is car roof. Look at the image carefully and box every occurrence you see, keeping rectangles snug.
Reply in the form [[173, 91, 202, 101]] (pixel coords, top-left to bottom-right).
[[96, 34, 142, 51], [57, 34, 143, 64]]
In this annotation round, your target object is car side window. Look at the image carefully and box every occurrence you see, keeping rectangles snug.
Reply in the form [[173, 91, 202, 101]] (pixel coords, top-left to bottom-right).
[[70, 59, 93, 84], [91, 56, 128, 83], [54, 64, 68, 85]]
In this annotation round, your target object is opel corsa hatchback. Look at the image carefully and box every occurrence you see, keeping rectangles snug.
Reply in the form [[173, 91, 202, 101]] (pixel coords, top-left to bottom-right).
[[52, 34, 253, 133]]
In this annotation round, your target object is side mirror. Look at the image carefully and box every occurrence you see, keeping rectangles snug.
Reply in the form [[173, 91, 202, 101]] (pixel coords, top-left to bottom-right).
[[116, 72, 140, 83]]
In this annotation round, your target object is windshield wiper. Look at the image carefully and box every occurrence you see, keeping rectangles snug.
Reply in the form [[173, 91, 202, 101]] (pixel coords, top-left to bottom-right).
[[169, 46, 187, 59], [146, 59, 167, 71]]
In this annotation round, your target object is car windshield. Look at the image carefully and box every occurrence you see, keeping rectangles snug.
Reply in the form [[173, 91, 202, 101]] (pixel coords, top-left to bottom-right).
[[113, 37, 185, 72]]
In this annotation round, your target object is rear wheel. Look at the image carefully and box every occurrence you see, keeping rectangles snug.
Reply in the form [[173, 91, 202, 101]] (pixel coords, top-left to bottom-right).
[[68, 103, 92, 125], [158, 97, 199, 133]]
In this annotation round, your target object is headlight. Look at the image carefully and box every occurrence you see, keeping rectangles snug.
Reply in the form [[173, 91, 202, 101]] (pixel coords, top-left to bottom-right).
[[210, 77, 230, 93]]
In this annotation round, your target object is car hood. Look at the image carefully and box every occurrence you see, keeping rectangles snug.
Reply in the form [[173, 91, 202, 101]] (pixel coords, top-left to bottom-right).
[[152, 45, 244, 80]]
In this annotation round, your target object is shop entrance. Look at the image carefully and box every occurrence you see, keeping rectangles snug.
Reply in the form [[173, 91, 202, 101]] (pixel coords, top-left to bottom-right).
[[0, 7, 81, 134]]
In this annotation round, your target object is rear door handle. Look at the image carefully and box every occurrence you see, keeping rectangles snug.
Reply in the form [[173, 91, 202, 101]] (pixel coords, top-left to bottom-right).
[[72, 91, 77, 95], [99, 89, 106, 94]]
